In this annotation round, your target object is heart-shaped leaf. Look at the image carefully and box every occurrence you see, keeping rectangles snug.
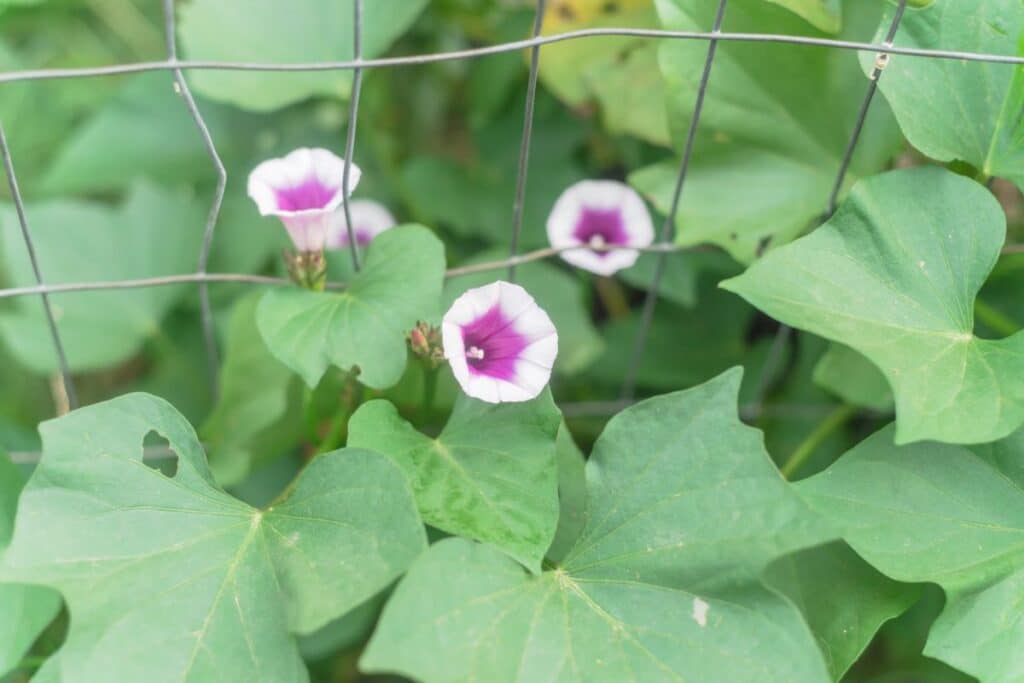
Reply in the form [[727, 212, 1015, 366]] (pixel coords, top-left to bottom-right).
[[723, 167, 1024, 445], [798, 425, 1024, 683], [869, 0, 1024, 188], [178, 0, 429, 111], [0, 393, 426, 682], [257, 225, 445, 389], [0, 451, 61, 678], [361, 369, 839, 682], [348, 390, 561, 573], [635, 0, 900, 261], [0, 182, 204, 373]]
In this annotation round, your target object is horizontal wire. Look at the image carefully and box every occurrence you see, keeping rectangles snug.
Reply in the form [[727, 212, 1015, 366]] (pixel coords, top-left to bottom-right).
[[1, 28, 1023, 86], [0, 242, 685, 300]]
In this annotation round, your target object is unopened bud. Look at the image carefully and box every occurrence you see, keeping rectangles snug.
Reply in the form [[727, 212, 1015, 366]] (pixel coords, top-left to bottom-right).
[[408, 321, 444, 367]]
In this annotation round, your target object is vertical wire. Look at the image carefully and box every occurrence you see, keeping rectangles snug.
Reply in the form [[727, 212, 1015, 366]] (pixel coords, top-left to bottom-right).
[[162, 0, 225, 399], [751, 0, 907, 417], [0, 122, 78, 409], [507, 0, 548, 282], [826, 0, 908, 217], [341, 0, 365, 272], [620, 0, 728, 401]]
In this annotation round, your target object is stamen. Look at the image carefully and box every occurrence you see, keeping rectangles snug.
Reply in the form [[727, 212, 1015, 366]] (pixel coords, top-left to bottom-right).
[[466, 345, 486, 360], [589, 234, 607, 251]]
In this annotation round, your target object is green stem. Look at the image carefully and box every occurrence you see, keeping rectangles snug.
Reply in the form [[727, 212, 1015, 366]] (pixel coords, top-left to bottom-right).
[[781, 404, 857, 480], [16, 655, 47, 670], [421, 366, 439, 420], [974, 298, 1019, 337], [594, 276, 631, 320], [316, 406, 350, 455]]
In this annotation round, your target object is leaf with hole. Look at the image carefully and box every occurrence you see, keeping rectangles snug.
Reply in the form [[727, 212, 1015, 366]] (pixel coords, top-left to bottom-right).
[[798, 425, 1024, 683], [348, 390, 561, 573], [0, 393, 426, 682], [256, 225, 445, 389], [361, 369, 837, 682], [723, 167, 1024, 445]]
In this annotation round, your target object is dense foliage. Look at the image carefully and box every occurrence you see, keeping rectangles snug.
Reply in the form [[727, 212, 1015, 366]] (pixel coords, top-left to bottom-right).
[[1, 0, 1022, 681]]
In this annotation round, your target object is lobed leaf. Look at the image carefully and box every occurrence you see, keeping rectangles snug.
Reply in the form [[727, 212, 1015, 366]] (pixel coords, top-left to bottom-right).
[[362, 369, 840, 682], [799, 425, 1024, 683], [723, 167, 1024, 444], [0, 394, 426, 682], [348, 390, 561, 573]]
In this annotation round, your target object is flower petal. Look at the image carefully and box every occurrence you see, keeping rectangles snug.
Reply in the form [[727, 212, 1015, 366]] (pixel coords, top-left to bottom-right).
[[247, 147, 362, 253], [326, 199, 397, 249], [546, 179, 654, 276], [442, 281, 558, 404]]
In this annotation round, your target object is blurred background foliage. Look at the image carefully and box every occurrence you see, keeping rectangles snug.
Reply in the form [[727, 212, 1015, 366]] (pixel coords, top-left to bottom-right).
[[0, 0, 1016, 680]]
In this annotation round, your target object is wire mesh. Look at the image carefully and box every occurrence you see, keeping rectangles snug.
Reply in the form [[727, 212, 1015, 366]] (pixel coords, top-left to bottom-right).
[[0, 0, 983, 429]]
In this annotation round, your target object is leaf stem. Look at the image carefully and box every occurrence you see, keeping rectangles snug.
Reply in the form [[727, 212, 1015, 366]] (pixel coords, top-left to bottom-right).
[[781, 403, 856, 480], [421, 365, 439, 420], [974, 298, 1019, 337], [16, 655, 47, 670], [594, 276, 630, 320]]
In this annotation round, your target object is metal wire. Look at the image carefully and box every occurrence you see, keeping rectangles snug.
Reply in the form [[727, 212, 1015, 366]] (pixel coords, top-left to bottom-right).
[[0, 121, 78, 409], [340, 0, 365, 272], [507, 0, 547, 282], [0, 1, 1013, 424], [826, 0, 908, 216], [3, 29, 1024, 86], [162, 0, 224, 399], [621, 0, 728, 401]]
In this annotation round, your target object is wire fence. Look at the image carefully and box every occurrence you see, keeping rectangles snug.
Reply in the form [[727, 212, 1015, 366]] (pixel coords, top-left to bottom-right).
[[1, 0, 994, 433]]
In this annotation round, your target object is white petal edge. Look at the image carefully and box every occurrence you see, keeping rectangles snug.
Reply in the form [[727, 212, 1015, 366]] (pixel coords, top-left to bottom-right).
[[326, 199, 397, 249], [247, 147, 362, 218]]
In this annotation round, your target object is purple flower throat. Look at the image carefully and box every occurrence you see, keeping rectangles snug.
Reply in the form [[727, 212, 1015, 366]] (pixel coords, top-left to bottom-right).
[[275, 178, 339, 212], [460, 303, 529, 381], [572, 206, 628, 257]]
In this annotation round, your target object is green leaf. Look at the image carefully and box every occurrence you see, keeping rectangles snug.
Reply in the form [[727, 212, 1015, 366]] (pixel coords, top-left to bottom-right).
[[765, 0, 841, 33], [764, 542, 920, 680], [257, 225, 445, 389], [362, 369, 835, 682], [798, 425, 1024, 683], [178, 0, 429, 111], [0, 393, 426, 681], [639, 0, 900, 261], [348, 391, 561, 573], [40, 73, 254, 195], [546, 424, 588, 565], [869, 0, 1024, 187], [537, 0, 670, 145], [0, 452, 61, 678], [723, 167, 1024, 445], [0, 181, 204, 373], [619, 249, 739, 309], [444, 253, 603, 375], [813, 343, 894, 411], [202, 294, 299, 485]]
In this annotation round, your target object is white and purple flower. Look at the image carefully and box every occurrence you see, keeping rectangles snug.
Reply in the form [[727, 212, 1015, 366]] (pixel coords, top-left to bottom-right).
[[326, 199, 397, 250], [546, 179, 654, 276], [442, 281, 558, 404], [247, 147, 361, 253]]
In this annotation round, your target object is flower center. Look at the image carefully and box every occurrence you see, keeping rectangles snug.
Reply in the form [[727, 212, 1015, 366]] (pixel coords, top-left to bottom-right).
[[459, 303, 529, 381], [572, 207, 628, 257], [275, 178, 340, 212]]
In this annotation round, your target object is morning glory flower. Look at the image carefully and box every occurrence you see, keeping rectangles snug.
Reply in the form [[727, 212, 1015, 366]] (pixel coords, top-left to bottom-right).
[[442, 281, 558, 404], [546, 179, 655, 276], [326, 199, 397, 250], [247, 147, 361, 253]]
